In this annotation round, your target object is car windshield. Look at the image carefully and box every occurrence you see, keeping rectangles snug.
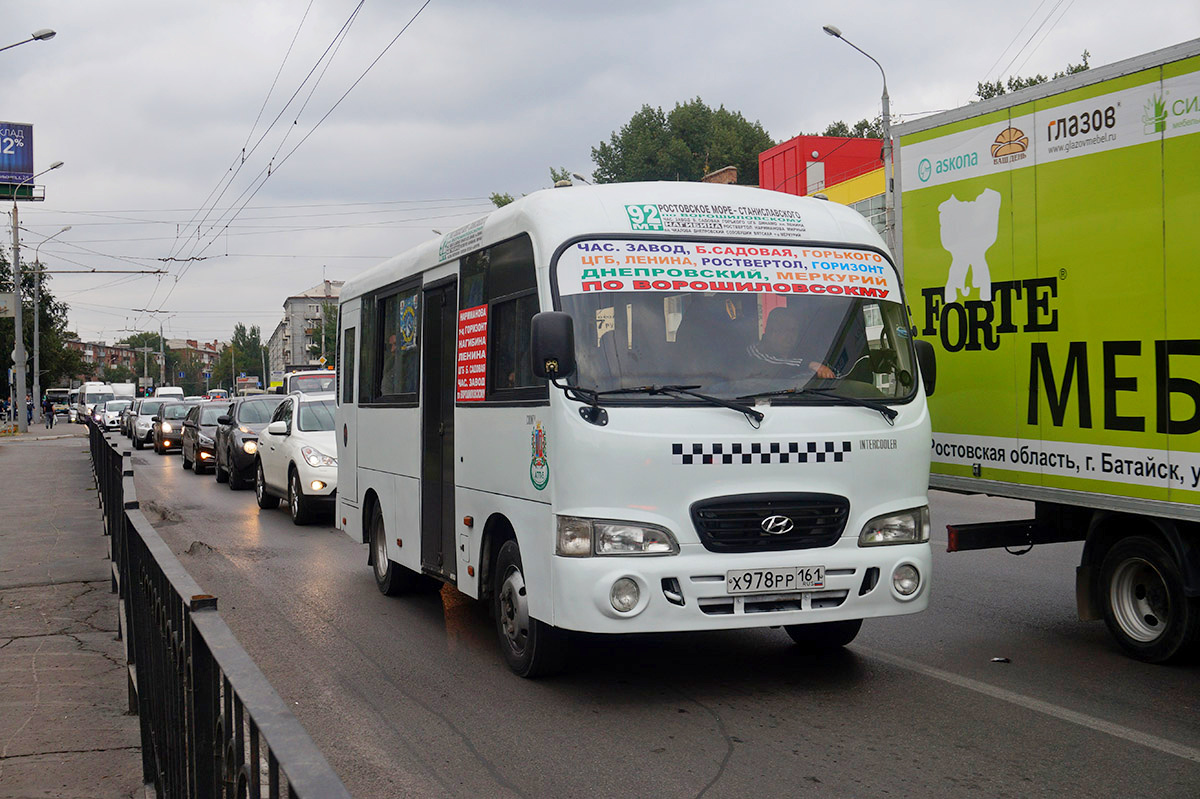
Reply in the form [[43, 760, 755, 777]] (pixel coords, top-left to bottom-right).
[[85, 392, 114, 404], [139, 400, 165, 416], [237, 397, 284, 424], [292, 374, 336, 393], [107, 401, 131, 412], [555, 239, 918, 404], [297, 399, 336, 432], [162, 404, 192, 420], [199, 405, 226, 425]]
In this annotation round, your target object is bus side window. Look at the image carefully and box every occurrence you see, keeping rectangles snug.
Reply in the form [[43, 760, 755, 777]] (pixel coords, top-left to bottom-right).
[[377, 287, 420, 400], [491, 293, 539, 390], [342, 328, 356, 404], [359, 294, 377, 403]]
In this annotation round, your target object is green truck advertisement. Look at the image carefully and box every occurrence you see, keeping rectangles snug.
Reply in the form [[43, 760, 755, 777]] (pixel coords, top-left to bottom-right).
[[895, 39, 1200, 662]]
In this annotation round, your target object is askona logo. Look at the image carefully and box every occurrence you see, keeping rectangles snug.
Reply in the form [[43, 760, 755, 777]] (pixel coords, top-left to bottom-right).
[[1143, 94, 1167, 135], [991, 127, 1028, 164], [918, 158, 932, 182]]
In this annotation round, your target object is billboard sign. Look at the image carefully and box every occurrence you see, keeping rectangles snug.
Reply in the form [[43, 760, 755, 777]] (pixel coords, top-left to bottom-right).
[[0, 292, 14, 318], [0, 122, 33, 184]]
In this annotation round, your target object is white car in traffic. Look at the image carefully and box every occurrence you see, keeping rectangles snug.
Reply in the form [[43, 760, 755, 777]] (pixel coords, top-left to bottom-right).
[[255, 391, 337, 524]]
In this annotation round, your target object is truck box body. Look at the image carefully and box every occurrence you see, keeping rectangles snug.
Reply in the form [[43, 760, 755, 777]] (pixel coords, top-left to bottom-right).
[[895, 39, 1200, 522]]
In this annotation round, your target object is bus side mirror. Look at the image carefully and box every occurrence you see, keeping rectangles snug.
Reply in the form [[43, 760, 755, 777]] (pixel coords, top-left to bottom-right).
[[913, 339, 937, 397], [530, 312, 576, 380]]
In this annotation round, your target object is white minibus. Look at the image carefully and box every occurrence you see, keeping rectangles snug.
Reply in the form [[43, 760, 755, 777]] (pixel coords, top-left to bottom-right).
[[336, 182, 937, 676]]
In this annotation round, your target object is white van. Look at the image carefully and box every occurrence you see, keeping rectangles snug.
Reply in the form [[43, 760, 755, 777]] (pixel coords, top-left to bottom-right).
[[76, 382, 114, 424], [154, 386, 185, 399], [335, 182, 937, 676]]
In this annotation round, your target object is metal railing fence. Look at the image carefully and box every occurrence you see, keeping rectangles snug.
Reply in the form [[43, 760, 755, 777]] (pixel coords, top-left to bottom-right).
[[88, 418, 351, 798]]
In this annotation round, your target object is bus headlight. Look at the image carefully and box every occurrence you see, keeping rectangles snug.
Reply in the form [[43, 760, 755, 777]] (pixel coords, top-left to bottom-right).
[[858, 507, 930, 546], [556, 516, 679, 557]]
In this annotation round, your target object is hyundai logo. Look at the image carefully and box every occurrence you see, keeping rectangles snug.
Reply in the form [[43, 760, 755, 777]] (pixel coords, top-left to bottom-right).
[[761, 515, 794, 535]]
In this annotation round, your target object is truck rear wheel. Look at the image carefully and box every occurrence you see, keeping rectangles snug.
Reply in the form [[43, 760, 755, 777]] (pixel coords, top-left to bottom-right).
[[784, 619, 863, 651], [1100, 536, 1200, 663]]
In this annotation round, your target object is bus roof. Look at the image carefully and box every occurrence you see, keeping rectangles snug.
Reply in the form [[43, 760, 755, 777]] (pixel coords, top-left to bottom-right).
[[340, 181, 886, 301]]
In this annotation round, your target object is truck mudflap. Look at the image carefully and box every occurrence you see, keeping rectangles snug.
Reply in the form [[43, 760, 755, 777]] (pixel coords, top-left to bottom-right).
[[945, 519, 1085, 552]]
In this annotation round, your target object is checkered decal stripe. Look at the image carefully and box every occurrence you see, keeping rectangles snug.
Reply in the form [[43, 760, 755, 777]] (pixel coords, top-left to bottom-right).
[[672, 441, 852, 465]]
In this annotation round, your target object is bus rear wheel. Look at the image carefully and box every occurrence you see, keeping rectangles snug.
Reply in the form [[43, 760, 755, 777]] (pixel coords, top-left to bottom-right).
[[1101, 536, 1200, 663], [493, 539, 567, 678], [369, 502, 431, 595]]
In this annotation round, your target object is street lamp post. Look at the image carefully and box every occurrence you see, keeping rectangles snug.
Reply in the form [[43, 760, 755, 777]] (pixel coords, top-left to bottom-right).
[[823, 25, 894, 254], [0, 29, 56, 55], [9, 160, 64, 433], [31, 225, 71, 424]]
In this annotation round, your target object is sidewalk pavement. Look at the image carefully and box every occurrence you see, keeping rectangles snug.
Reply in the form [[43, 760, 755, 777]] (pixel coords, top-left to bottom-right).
[[0, 425, 143, 799]]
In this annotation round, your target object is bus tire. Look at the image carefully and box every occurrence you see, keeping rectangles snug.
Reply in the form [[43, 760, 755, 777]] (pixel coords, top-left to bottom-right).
[[369, 502, 427, 595], [784, 619, 863, 651], [493, 539, 567, 678], [255, 460, 280, 510], [1100, 535, 1200, 663]]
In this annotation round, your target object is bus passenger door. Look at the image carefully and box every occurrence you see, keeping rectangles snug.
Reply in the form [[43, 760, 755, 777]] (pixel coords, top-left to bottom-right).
[[337, 299, 359, 513], [420, 280, 456, 582]]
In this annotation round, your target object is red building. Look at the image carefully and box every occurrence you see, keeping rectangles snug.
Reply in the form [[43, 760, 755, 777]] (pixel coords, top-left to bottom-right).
[[758, 135, 881, 196]]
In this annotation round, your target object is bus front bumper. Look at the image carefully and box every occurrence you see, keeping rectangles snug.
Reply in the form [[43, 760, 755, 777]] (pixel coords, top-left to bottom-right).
[[548, 540, 931, 634]]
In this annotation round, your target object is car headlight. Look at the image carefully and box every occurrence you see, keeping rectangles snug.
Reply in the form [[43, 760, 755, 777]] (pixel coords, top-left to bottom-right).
[[242, 440, 258, 454], [301, 445, 336, 468], [555, 516, 679, 557], [160, 422, 173, 433], [199, 434, 214, 446], [858, 507, 930, 546]]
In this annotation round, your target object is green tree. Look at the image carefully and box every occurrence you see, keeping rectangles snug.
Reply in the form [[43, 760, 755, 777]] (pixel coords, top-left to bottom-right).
[[307, 303, 337, 368], [118, 331, 181, 389], [821, 118, 882, 138], [591, 98, 774, 184], [213, 323, 269, 391], [976, 51, 1090, 100], [0, 252, 87, 394], [490, 168, 574, 209]]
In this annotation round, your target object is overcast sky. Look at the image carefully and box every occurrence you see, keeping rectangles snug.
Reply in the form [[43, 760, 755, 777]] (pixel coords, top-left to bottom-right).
[[6, 1, 1198, 345]]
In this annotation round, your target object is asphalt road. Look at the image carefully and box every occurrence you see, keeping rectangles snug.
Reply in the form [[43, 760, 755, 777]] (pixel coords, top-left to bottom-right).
[[126, 437, 1200, 798]]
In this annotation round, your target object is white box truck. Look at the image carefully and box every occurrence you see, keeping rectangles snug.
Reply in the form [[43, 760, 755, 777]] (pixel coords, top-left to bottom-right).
[[894, 39, 1200, 661]]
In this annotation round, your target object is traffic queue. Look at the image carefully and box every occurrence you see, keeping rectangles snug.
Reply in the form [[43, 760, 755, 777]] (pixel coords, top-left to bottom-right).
[[97, 370, 340, 525]]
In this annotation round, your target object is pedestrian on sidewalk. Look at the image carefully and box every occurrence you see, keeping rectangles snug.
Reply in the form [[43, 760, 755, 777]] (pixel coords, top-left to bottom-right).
[[26, 393, 34, 426], [43, 395, 55, 428]]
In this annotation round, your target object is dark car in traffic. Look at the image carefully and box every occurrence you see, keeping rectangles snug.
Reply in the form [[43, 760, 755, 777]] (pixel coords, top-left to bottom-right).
[[181, 402, 229, 475], [152, 401, 197, 454], [213, 394, 286, 489]]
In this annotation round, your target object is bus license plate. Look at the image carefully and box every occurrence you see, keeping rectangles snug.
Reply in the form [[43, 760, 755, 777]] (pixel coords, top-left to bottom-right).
[[726, 566, 825, 595]]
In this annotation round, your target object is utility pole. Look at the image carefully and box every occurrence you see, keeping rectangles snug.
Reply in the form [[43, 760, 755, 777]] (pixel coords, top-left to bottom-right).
[[158, 321, 165, 387], [10, 201, 27, 432], [8, 161, 65, 432]]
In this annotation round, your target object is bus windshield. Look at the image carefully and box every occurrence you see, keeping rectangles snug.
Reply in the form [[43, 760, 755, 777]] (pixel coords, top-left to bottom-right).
[[555, 239, 917, 403]]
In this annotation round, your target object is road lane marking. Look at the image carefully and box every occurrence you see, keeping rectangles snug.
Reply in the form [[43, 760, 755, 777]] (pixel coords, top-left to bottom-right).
[[858, 646, 1200, 765]]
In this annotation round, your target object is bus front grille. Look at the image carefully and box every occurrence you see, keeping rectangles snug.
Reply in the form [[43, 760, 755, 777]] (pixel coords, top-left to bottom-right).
[[690, 493, 849, 553]]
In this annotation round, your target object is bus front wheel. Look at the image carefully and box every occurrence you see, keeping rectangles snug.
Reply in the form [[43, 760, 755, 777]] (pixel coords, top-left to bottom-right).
[[493, 539, 567, 678], [784, 619, 862, 651]]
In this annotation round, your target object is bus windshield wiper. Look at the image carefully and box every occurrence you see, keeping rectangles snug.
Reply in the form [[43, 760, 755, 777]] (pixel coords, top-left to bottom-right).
[[736, 386, 897, 424], [576, 384, 764, 424]]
